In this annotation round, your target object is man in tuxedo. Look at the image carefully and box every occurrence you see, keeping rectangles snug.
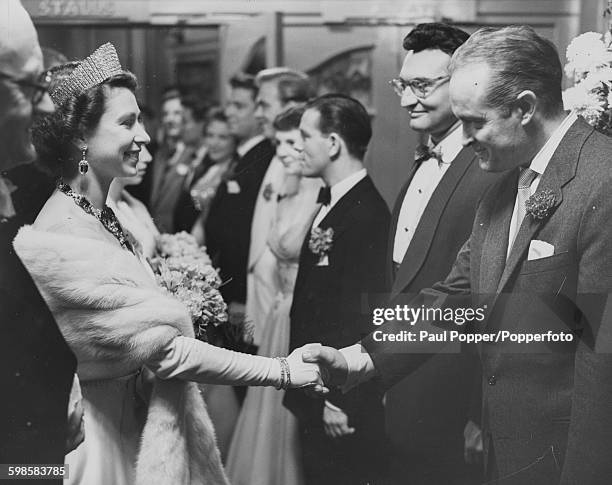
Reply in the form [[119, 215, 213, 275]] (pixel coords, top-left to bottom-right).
[[305, 26, 612, 484], [286, 94, 390, 485], [149, 88, 185, 232], [205, 73, 275, 336], [384, 23, 502, 484], [246, 67, 313, 346], [0, 0, 79, 473]]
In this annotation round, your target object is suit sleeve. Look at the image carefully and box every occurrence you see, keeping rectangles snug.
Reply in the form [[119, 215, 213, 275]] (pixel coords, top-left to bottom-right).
[[325, 204, 390, 411], [560, 180, 612, 484], [361, 234, 473, 390]]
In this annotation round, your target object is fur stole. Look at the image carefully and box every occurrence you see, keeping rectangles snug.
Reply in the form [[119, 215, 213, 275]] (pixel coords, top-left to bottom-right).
[[14, 225, 228, 485]]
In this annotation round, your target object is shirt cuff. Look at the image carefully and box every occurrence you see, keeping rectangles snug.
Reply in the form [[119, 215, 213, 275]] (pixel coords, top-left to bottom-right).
[[339, 343, 377, 393], [324, 400, 343, 412]]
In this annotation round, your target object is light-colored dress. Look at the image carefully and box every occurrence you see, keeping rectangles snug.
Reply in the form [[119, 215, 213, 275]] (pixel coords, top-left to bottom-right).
[[226, 175, 321, 485]]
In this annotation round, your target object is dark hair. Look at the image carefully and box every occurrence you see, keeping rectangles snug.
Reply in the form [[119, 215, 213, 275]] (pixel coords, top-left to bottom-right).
[[161, 85, 181, 104], [32, 62, 137, 178], [450, 25, 563, 117], [255, 68, 315, 106], [206, 106, 229, 126], [273, 106, 305, 132], [229, 72, 257, 100], [403, 23, 470, 56], [305, 94, 371, 160], [181, 95, 209, 123]]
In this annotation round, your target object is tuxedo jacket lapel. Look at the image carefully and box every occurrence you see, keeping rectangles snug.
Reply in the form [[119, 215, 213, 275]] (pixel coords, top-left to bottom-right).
[[293, 177, 373, 299], [316, 176, 373, 241], [387, 161, 420, 290], [391, 148, 475, 300]]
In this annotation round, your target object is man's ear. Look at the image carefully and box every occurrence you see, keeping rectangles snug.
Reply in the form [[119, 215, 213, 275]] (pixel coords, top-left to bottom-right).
[[515, 90, 537, 125], [328, 133, 341, 160]]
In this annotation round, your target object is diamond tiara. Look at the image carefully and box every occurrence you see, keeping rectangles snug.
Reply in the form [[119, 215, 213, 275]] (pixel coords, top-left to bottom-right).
[[50, 43, 123, 105]]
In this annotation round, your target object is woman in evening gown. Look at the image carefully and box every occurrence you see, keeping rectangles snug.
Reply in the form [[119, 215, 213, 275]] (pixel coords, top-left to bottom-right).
[[226, 107, 323, 485], [13, 44, 320, 485]]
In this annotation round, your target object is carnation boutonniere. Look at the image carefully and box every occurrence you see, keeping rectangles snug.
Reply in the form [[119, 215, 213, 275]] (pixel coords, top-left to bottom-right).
[[309, 227, 334, 266], [525, 188, 556, 220], [262, 182, 274, 201]]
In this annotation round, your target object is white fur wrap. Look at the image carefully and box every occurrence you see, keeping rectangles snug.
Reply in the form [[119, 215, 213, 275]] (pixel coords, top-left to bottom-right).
[[14, 225, 229, 485]]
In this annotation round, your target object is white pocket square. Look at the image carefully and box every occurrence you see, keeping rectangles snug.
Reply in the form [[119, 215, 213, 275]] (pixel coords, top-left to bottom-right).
[[527, 240, 554, 261]]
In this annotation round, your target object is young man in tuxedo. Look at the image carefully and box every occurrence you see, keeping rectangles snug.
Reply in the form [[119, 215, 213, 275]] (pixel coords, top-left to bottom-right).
[[285, 94, 390, 485], [0, 0, 80, 473], [205, 73, 275, 327], [307, 26, 612, 484], [384, 23, 502, 484], [246, 67, 314, 346]]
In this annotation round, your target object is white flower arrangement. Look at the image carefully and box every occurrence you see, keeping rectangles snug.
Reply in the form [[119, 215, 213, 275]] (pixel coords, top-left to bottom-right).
[[150, 232, 228, 341], [563, 29, 612, 135]]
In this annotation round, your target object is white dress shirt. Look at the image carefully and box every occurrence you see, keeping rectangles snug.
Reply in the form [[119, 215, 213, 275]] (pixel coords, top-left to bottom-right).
[[312, 168, 367, 228], [340, 112, 578, 392], [393, 124, 463, 264]]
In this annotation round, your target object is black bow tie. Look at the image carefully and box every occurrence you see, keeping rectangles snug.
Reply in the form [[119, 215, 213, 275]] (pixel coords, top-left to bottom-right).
[[414, 144, 443, 165], [317, 186, 331, 206]]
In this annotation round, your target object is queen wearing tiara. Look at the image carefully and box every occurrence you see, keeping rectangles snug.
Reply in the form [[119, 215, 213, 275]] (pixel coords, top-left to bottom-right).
[[13, 43, 322, 485]]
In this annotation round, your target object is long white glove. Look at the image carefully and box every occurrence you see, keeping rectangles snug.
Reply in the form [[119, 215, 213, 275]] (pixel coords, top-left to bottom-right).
[[147, 336, 323, 388]]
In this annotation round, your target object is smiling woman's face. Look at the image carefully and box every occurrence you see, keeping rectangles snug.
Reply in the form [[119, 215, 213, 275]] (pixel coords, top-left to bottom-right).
[[84, 86, 150, 182]]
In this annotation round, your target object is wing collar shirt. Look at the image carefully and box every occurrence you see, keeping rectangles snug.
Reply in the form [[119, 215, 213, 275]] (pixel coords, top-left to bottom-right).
[[393, 122, 463, 264], [340, 111, 578, 393], [312, 168, 367, 228]]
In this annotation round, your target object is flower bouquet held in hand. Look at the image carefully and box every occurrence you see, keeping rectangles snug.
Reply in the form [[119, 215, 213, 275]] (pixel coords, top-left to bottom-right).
[[149, 232, 228, 341], [563, 4, 612, 135]]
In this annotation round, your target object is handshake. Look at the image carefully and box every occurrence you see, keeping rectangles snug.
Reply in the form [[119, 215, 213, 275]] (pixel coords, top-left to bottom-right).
[[283, 343, 350, 393]]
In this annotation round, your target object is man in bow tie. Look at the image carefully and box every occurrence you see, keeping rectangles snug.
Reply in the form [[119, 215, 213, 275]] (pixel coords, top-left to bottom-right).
[[306, 25, 612, 484], [284, 94, 390, 485], [384, 23, 502, 484]]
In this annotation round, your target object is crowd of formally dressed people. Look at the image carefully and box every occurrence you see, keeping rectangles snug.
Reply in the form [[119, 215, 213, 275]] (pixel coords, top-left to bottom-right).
[[3, 0, 612, 484]]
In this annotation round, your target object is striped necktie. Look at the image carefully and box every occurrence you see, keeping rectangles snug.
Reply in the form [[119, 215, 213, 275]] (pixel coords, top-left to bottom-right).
[[509, 167, 538, 251]]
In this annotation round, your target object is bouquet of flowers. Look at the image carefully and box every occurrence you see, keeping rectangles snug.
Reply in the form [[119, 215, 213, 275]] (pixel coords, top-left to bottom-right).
[[150, 232, 228, 341], [563, 6, 612, 135]]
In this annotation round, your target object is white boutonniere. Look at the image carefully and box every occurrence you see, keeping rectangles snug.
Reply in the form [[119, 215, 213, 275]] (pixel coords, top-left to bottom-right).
[[309, 227, 334, 266], [175, 163, 189, 176], [227, 180, 241, 194]]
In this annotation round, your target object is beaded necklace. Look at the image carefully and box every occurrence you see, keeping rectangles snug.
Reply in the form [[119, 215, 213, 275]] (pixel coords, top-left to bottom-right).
[[57, 182, 134, 254]]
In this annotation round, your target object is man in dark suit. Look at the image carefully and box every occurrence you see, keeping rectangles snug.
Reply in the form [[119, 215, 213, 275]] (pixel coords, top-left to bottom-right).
[[384, 23, 501, 484], [305, 26, 612, 484], [205, 73, 275, 326], [0, 0, 78, 475], [286, 94, 390, 485]]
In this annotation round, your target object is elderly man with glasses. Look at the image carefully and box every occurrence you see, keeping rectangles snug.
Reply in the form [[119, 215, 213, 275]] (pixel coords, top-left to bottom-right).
[[0, 0, 80, 476], [380, 23, 502, 485]]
